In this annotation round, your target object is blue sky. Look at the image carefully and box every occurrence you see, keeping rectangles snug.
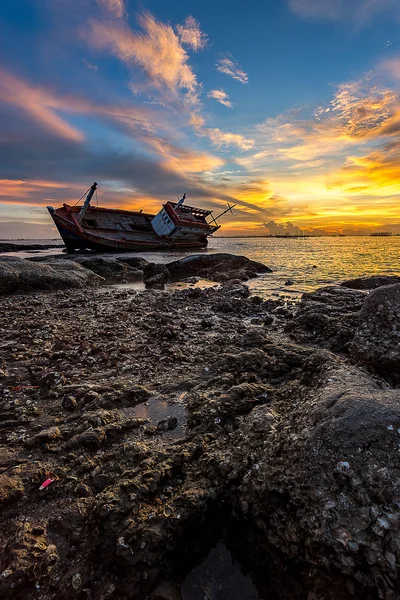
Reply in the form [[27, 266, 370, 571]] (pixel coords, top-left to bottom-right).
[[1, 0, 400, 237]]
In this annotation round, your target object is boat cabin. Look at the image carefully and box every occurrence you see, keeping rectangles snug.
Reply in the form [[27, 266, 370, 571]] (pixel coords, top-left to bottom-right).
[[151, 197, 219, 240]]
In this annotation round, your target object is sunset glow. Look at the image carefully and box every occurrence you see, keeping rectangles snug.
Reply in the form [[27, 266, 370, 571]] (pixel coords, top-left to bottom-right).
[[1, 0, 400, 237]]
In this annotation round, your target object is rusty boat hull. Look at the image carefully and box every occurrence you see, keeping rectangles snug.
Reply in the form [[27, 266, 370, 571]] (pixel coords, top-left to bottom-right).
[[47, 183, 235, 253], [47, 205, 210, 252]]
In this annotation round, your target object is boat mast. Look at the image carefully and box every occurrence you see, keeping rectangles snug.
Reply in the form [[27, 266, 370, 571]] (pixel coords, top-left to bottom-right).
[[208, 203, 236, 228], [77, 182, 97, 223]]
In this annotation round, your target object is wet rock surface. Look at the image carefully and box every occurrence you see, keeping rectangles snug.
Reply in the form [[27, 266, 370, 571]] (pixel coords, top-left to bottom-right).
[[166, 253, 272, 282], [285, 286, 366, 352], [75, 257, 144, 283], [351, 283, 400, 383], [341, 275, 400, 290], [26, 252, 271, 288], [0, 256, 103, 295], [0, 277, 399, 600]]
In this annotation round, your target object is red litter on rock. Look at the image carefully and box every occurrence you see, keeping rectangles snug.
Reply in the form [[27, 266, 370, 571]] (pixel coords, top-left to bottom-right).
[[39, 478, 54, 490]]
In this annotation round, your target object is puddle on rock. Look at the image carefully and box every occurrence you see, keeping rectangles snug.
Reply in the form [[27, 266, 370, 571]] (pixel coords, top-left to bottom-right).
[[181, 542, 264, 600], [125, 396, 187, 439], [114, 278, 219, 292]]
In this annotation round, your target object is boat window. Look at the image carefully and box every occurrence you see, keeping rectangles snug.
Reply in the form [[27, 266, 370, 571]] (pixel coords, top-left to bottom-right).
[[83, 219, 97, 228]]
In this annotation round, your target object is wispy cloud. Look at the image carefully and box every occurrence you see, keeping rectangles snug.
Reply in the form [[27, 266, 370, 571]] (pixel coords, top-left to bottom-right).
[[176, 16, 208, 52], [382, 57, 400, 79], [87, 12, 200, 105], [205, 128, 254, 150], [97, 0, 125, 19], [207, 89, 233, 108], [82, 58, 99, 71], [328, 140, 400, 197], [255, 76, 399, 163], [0, 69, 84, 142], [287, 0, 399, 22], [216, 57, 248, 84]]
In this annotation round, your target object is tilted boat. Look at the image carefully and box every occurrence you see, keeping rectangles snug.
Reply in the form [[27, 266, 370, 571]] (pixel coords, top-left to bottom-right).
[[47, 182, 235, 252]]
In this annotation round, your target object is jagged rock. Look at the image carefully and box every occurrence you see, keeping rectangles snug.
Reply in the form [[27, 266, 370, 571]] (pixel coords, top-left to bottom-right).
[[149, 580, 182, 600], [341, 275, 400, 290], [1, 275, 400, 600], [351, 283, 400, 381], [116, 256, 150, 270], [0, 256, 103, 295], [144, 264, 171, 286], [286, 286, 366, 352], [0, 474, 24, 504], [166, 253, 272, 282], [235, 364, 400, 600]]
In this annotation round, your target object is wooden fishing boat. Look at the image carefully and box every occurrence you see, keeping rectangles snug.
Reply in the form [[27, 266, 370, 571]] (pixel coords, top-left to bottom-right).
[[47, 183, 235, 252]]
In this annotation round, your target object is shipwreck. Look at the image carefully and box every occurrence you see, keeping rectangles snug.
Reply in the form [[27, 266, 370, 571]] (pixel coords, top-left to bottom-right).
[[47, 182, 235, 252]]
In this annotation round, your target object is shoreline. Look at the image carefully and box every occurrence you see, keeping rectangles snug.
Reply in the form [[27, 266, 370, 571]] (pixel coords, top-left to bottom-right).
[[0, 254, 400, 599]]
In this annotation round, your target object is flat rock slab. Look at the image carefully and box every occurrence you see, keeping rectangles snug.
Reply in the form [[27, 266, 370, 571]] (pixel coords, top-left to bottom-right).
[[75, 257, 143, 283], [167, 253, 272, 282], [0, 256, 103, 295], [341, 275, 400, 290]]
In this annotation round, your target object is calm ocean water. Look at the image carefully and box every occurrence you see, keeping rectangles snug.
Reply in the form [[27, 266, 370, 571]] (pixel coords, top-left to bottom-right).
[[3, 236, 400, 299]]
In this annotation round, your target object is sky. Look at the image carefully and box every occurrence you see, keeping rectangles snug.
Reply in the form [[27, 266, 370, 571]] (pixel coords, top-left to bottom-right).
[[1, 0, 400, 237]]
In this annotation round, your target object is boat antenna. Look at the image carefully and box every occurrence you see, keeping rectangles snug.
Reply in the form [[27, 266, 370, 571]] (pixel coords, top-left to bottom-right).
[[176, 193, 186, 208]]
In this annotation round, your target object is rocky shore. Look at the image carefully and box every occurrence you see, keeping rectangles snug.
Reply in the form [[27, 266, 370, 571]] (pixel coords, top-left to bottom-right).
[[0, 253, 400, 600], [0, 242, 62, 253]]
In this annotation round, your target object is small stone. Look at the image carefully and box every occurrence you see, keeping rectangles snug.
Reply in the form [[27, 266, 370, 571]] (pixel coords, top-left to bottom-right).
[[263, 315, 274, 326], [0, 569, 12, 579], [62, 395, 77, 410], [72, 573, 82, 590], [336, 461, 350, 473], [92, 473, 111, 491], [75, 483, 93, 498], [377, 517, 391, 530]]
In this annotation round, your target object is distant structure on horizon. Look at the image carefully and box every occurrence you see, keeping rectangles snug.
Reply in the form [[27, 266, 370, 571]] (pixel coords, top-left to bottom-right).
[[370, 231, 393, 237], [263, 221, 311, 238]]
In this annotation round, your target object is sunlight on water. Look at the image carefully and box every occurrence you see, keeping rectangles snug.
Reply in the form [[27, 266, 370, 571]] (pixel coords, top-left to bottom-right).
[[6, 236, 400, 299]]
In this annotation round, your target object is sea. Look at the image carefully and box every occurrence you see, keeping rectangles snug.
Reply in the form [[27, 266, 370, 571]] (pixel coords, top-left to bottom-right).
[[3, 236, 400, 299]]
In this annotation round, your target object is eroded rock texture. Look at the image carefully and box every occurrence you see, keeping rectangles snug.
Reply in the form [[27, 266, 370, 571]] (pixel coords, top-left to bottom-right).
[[0, 275, 399, 600]]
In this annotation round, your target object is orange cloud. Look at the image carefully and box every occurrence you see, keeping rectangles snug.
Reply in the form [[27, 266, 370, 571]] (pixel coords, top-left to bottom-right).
[[382, 57, 400, 80], [0, 69, 84, 142], [205, 128, 254, 150], [216, 57, 248, 84], [0, 66, 169, 144], [327, 141, 400, 197], [176, 16, 208, 52], [145, 136, 224, 174], [97, 0, 125, 18], [88, 12, 200, 105], [207, 89, 233, 108]]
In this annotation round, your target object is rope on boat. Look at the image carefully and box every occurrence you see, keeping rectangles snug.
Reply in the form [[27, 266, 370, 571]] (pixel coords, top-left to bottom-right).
[[73, 187, 91, 207]]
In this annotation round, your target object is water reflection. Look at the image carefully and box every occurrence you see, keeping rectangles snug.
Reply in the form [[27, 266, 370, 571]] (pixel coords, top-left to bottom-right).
[[9, 236, 400, 299], [125, 395, 187, 439], [181, 543, 263, 600]]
